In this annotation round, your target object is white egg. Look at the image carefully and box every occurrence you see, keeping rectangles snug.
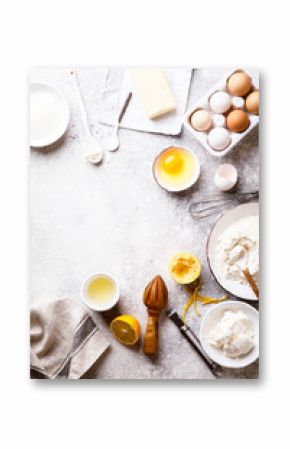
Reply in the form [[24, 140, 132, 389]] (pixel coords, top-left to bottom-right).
[[209, 91, 231, 113], [212, 114, 226, 128], [214, 163, 238, 191], [208, 127, 231, 151], [232, 96, 245, 109]]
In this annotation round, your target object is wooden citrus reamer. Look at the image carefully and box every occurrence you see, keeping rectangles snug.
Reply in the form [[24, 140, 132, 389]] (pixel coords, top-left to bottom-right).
[[143, 275, 168, 355]]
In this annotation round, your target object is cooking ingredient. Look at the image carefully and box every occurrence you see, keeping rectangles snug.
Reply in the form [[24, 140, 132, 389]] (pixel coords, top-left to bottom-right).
[[209, 91, 231, 113], [212, 114, 226, 128], [110, 315, 141, 346], [86, 150, 103, 165], [87, 275, 116, 304], [232, 96, 245, 109], [208, 127, 231, 150], [131, 69, 176, 119], [227, 71, 252, 96], [182, 280, 227, 322], [214, 163, 238, 191], [190, 109, 212, 132], [30, 86, 66, 144], [169, 252, 201, 284], [143, 275, 168, 355], [216, 215, 259, 286], [226, 109, 249, 133], [246, 90, 259, 115], [155, 147, 198, 191], [207, 310, 255, 358]]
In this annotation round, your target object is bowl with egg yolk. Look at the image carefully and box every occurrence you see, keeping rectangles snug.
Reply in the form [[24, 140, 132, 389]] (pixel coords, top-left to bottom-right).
[[153, 146, 200, 192]]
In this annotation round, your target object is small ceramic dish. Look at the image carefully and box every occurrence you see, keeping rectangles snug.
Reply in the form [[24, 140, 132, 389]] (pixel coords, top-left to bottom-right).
[[30, 82, 70, 147], [153, 146, 200, 193], [81, 272, 120, 312], [207, 202, 259, 300], [200, 300, 259, 369]]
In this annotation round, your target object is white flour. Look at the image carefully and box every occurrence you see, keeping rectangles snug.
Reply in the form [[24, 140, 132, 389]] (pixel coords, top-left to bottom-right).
[[216, 215, 259, 286]]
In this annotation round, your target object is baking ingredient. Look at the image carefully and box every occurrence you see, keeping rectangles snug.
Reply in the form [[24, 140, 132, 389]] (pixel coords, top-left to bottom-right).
[[131, 69, 176, 119], [208, 127, 231, 150], [209, 91, 231, 113], [30, 87, 66, 144], [155, 147, 198, 190], [86, 150, 103, 165], [182, 280, 227, 322], [212, 114, 226, 128], [246, 90, 259, 115], [232, 96, 245, 109], [110, 315, 141, 346], [226, 109, 249, 133], [169, 252, 201, 284], [227, 71, 252, 96], [216, 215, 259, 286], [214, 163, 238, 191], [207, 310, 255, 358], [87, 276, 116, 304], [190, 109, 212, 132], [143, 275, 168, 355]]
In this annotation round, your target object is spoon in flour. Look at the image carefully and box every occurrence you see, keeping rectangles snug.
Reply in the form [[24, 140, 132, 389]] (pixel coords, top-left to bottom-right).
[[105, 91, 132, 152], [70, 70, 103, 165], [229, 245, 259, 299]]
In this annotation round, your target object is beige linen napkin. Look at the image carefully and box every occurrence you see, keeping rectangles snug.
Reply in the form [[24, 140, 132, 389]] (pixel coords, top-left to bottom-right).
[[30, 298, 109, 379]]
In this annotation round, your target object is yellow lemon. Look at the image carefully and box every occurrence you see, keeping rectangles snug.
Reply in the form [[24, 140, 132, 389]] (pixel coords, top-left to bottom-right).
[[110, 315, 141, 346], [169, 252, 201, 284]]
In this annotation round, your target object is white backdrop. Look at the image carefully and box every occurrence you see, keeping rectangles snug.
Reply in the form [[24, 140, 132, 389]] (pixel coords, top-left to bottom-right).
[[0, 1, 288, 447]]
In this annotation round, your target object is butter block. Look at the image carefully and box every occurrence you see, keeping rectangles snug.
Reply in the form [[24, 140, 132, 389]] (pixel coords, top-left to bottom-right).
[[131, 69, 176, 119]]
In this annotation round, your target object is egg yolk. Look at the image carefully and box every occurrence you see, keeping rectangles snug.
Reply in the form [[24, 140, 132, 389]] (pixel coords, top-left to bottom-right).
[[162, 153, 184, 174]]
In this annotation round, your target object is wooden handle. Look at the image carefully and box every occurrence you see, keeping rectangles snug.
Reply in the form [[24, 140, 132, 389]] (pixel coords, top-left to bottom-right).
[[143, 312, 159, 356], [243, 268, 259, 299]]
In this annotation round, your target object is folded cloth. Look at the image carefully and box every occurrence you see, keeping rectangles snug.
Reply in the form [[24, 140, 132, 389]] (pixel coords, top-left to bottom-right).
[[99, 68, 192, 136], [30, 298, 109, 379]]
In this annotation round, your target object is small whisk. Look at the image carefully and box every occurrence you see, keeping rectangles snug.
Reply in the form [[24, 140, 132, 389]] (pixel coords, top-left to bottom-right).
[[190, 190, 259, 219]]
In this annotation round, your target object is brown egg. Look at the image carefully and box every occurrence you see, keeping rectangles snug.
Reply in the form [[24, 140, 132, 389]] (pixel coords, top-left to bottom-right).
[[227, 71, 252, 96], [227, 110, 250, 133], [246, 90, 259, 115]]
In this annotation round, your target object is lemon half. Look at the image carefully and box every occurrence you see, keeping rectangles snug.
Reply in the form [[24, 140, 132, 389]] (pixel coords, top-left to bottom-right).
[[110, 315, 141, 346], [169, 252, 201, 284]]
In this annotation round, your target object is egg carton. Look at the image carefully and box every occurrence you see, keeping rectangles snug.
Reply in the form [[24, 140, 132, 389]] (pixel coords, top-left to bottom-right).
[[184, 68, 259, 158]]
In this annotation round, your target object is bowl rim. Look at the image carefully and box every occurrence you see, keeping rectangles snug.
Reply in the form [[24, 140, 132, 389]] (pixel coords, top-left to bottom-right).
[[30, 81, 70, 148], [80, 272, 120, 312], [206, 202, 259, 301], [199, 300, 259, 369], [152, 145, 200, 193]]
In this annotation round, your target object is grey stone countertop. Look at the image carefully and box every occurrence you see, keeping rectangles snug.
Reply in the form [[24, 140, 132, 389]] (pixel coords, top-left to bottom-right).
[[30, 68, 259, 379]]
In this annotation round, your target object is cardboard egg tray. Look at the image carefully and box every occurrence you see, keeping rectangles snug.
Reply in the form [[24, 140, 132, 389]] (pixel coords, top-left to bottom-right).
[[184, 68, 259, 158]]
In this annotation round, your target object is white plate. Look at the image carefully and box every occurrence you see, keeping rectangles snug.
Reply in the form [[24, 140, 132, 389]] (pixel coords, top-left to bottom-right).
[[200, 300, 259, 369], [207, 202, 259, 300], [30, 83, 70, 147]]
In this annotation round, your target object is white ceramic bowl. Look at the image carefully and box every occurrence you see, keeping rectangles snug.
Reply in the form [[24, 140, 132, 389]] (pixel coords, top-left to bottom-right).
[[30, 82, 70, 147], [207, 202, 259, 300], [153, 146, 200, 193], [81, 272, 120, 312], [200, 300, 259, 369]]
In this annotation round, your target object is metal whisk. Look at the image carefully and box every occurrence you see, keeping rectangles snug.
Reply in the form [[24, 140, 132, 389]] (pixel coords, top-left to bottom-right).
[[190, 190, 259, 219]]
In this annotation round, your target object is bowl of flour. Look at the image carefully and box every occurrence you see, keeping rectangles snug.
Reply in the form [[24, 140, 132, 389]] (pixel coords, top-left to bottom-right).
[[207, 202, 259, 300]]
